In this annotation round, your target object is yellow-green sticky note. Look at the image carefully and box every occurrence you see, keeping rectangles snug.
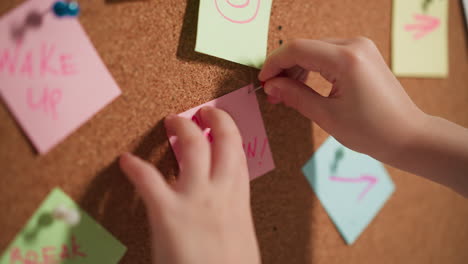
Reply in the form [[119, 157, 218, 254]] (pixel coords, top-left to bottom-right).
[[195, 0, 273, 68], [392, 0, 448, 78], [0, 188, 126, 264]]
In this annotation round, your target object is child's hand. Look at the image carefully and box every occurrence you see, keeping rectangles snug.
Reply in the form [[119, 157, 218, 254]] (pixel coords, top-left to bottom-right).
[[120, 107, 260, 264], [260, 38, 468, 197], [259, 38, 426, 162]]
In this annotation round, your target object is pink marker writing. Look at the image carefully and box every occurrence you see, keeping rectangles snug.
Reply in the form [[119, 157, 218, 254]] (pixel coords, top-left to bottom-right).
[[191, 115, 213, 142], [27, 86, 62, 120], [242, 136, 268, 166], [404, 14, 440, 40], [227, 0, 250, 8], [329, 174, 378, 201], [9, 235, 86, 264], [214, 0, 261, 24], [0, 42, 77, 78]]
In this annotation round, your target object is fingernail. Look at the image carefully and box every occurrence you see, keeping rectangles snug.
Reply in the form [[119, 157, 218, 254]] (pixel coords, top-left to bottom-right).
[[120, 152, 135, 166], [264, 83, 280, 97], [200, 106, 214, 113], [164, 115, 177, 135], [165, 114, 177, 125], [199, 106, 211, 121], [258, 72, 265, 82], [165, 114, 177, 120]]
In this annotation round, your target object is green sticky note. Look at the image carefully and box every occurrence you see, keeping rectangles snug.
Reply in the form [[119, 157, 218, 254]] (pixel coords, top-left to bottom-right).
[[0, 188, 126, 264], [392, 0, 448, 78], [195, 0, 273, 68]]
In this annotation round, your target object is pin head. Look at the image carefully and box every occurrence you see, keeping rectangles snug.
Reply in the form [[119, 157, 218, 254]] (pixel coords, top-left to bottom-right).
[[53, 204, 81, 226], [53, 1, 80, 17], [67, 2, 80, 16]]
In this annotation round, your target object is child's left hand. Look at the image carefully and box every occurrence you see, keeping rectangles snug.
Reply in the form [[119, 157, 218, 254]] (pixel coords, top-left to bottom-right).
[[120, 106, 261, 264]]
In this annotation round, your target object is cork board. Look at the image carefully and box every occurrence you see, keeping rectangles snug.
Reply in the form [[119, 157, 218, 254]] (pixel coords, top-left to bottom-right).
[[1, 0, 468, 263]]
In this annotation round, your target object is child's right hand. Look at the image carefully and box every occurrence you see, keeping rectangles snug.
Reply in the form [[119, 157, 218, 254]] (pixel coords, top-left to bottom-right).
[[259, 38, 426, 163], [259, 38, 468, 197]]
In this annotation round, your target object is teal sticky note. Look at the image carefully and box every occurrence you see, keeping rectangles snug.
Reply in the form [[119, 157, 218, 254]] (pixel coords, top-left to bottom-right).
[[0, 188, 126, 264], [195, 0, 273, 68], [302, 137, 395, 244]]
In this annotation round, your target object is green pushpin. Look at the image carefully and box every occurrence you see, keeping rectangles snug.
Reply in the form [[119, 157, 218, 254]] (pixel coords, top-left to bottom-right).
[[330, 147, 345, 174], [422, 0, 433, 12]]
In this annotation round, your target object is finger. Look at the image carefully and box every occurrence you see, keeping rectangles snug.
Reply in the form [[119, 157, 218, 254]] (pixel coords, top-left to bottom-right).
[[267, 95, 282, 104], [165, 115, 211, 189], [120, 153, 172, 206], [285, 66, 309, 82], [263, 77, 328, 121], [198, 106, 246, 182], [259, 39, 344, 82]]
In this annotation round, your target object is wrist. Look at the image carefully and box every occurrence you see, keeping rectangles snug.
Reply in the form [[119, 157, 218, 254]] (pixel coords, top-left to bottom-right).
[[383, 110, 431, 167]]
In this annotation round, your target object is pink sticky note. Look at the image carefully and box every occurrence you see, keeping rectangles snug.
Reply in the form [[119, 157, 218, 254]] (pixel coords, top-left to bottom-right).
[[169, 85, 275, 180], [0, 0, 121, 153]]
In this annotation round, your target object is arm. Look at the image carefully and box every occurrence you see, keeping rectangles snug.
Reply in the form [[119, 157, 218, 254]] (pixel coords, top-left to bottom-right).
[[259, 37, 468, 198], [392, 115, 468, 197]]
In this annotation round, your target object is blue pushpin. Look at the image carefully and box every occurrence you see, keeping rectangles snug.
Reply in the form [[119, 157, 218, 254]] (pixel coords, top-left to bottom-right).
[[52, 1, 80, 17], [11, 0, 80, 41]]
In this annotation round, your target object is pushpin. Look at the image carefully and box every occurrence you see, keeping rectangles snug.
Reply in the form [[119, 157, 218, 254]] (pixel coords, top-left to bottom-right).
[[249, 81, 265, 94], [422, 0, 433, 12], [11, 1, 80, 41], [330, 147, 345, 174], [249, 72, 288, 94], [52, 1, 80, 17], [53, 204, 81, 226]]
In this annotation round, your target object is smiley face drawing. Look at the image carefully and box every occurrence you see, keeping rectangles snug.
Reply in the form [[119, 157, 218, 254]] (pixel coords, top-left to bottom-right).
[[214, 0, 261, 24]]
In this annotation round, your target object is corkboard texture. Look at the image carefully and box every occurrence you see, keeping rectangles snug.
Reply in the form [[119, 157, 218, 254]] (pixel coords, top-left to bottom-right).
[[1, 0, 468, 263]]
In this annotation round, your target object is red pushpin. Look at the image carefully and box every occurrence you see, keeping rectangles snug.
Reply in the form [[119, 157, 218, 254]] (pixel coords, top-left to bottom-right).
[[249, 81, 265, 94]]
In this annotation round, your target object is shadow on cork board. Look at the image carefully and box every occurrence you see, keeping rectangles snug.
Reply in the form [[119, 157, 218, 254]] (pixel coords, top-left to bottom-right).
[[79, 114, 316, 264], [78, 71, 316, 264], [252, 92, 316, 264], [79, 120, 178, 263]]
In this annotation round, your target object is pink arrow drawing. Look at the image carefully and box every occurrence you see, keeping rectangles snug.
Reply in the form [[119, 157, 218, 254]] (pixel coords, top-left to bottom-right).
[[404, 14, 440, 40], [329, 175, 378, 201]]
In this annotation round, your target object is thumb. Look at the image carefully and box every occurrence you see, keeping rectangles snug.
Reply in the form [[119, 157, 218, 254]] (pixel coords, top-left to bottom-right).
[[120, 153, 173, 209], [264, 77, 328, 121]]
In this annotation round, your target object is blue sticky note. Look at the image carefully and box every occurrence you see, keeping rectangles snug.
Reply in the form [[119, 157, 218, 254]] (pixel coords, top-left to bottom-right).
[[302, 137, 395, 244]]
